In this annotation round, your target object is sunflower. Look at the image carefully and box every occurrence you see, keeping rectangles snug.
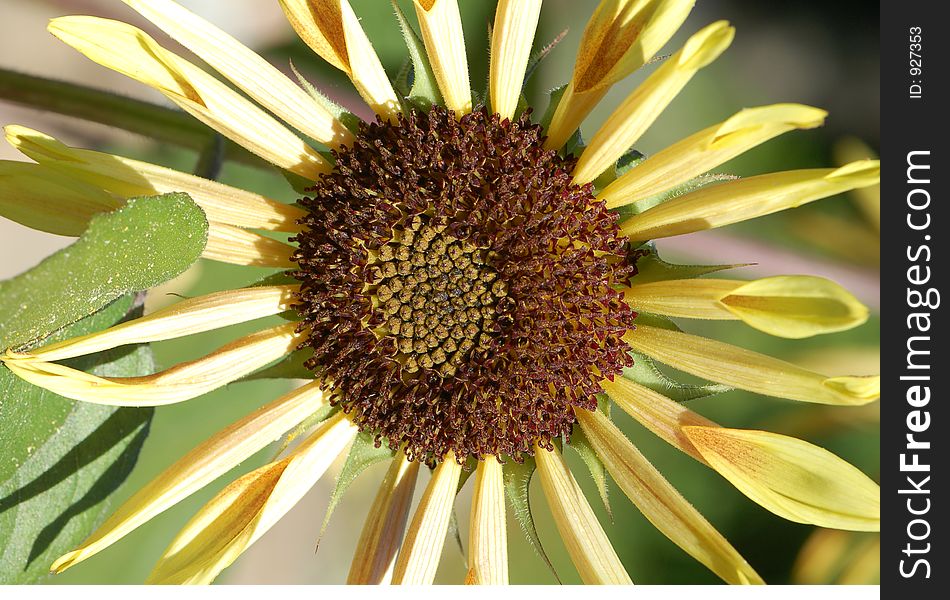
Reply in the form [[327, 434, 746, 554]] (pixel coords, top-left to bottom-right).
[[0, 0, 880, 585]]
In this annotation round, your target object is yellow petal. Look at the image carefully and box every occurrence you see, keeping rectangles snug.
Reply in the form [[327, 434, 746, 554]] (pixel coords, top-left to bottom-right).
[[544, 0, 694, 150], [623, 325, 880, 405], [6, 125, 306, 232], [278, 0, 399, 118], [623, 275, 869, 338], [0, 160, 122, 236], [51, 380, 329, 573], [602, 378, 880, 532], [392, 452, 462, 584], [489, 0, 542, 121], [347, 452, 420, 584], [601, 376, 714, 463], [682, 426, 880, 531], [147, 412, 358, 584], [14, 285, 297, 363], [413, 0, 472, 117], [204, 223, 296, 268], [599, 104, 827, 206], [49, 17, 329, 179], [3, 323, 301, 407], [621, 160, 881, 241], [468, 455, 508, 585], [576, 408, 762, 584], [120, 0, 352, 147], [718, 276, 869, 338], [535, 444, 632, 584], [574, 21, 734, 184], [834, 137, 880, 232]]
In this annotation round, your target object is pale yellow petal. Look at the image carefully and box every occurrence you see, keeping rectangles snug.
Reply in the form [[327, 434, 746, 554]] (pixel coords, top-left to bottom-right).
[[576, 408, 762, 584], [834, 137, 880, 232], [278, 0, 399, 118], [601, 376, 714, 463], [535, 444, 632, 584], [574, 21, 734, 184], [623, 275, 869, 338], [13, 285, 297, 363], [718, 276, 869, 338], [348, 453, 420, 584], [148, 412, 358, 584], [599, 104, 828, 206], [602, 377, 880, 532], [51, 380, 329, 573], [204, 223, 296, 268], [544, 0, 694, 150], [623, 325, 880, 405], [49, 17, 329, 179], [0, 160, 122, 236], [468, 455, 508, 585], [120, 0, 352, 147], [6, 125, 305, 232], [621, 160, 881, 241], [489, 0, 542, 121], [3, 323, 301, 407], [392, 451, 462, 584], [682, 426, 880, 531], [413, 0, 472, 117]]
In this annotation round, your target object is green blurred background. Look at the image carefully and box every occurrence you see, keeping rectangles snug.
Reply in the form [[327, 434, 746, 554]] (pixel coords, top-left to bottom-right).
[[0, 0, 879, 585]]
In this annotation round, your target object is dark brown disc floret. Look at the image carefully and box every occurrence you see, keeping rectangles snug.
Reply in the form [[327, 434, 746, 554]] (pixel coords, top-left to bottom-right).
[[291, 105, 636, 464]]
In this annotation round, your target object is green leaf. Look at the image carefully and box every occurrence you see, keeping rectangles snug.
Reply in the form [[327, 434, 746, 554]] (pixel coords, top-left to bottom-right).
[[539, 84, 566, 131], [0, 192, 208, 351], [289, 60, 362, 133], [623, 348, 731, 403], [317, 432, 395, 547], [503, 457, 559, 582], [391, 0, 442, 110], [567, 426, 611, 520], [523, 29, 568, 90], [631, 242, 747, 285], [0, 296, 154, 583], [592, 149, 644, 190]]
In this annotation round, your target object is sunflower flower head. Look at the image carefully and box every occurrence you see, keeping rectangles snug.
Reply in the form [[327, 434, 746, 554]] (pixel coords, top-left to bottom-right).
[[0, 0, 881, 586]]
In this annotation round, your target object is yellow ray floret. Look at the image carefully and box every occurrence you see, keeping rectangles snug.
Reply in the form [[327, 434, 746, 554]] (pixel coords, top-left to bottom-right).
[[683, 427, 880, 531], [599, 104, 828, 207], [6, 125, 306, 232], [392, 451, 462, 584], [278, 0, 400, 119], [0, 160, 122, 236], [51, 380, 329, 573], [603, 377, 880, 532], [576, 407, 763, 585], [49, 16, 329, 180], [623, 275, 869, 338], [147, 412, 358, 584], [348, 453, 420, 584], [10, 285, 298, 363], [535, 443, 632, 584], [574, 20, 734, 184], [3, 323, 302, 407], [120, 0, 353, 148], [467, 455, 508, 585], [489, 0, 542, 122], [204, 224, 296, 269], [623, 325, 880, 405], [412, 0, 472, 117], [545, 0, 694, 150], [621, 160, 881, 241]]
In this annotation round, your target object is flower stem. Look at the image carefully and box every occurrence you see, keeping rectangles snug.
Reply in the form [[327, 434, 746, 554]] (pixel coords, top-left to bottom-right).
[[0, 68, 266, 169]]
